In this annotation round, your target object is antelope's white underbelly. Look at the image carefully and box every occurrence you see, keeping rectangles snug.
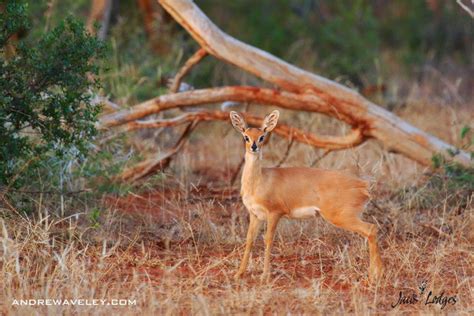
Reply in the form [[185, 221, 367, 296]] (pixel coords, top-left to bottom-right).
[[289, 206, 320, 219], [242, 194, 319, 221]]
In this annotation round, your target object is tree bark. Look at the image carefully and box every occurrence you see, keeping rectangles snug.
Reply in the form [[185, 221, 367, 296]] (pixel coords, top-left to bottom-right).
[[156, 0, 470, 167], [122, 110, 365, 150], [99, 86, 330, 128]]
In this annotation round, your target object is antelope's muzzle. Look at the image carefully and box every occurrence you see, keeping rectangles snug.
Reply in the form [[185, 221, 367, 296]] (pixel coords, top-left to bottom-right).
[[251, 142, 258, 152]]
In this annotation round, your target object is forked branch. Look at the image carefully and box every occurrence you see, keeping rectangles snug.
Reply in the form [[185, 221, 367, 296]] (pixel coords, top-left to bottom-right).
[[124, 110, 364, 150]]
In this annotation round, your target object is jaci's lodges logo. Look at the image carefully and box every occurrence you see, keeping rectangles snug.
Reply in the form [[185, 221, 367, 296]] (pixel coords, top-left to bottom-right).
[[391, 280, 458, 310]]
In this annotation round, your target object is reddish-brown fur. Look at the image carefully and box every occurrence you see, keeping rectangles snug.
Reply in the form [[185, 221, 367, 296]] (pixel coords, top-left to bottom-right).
[[256, 168, 370, 216]]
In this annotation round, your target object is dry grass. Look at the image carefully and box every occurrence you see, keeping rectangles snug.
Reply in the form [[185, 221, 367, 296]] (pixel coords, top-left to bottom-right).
[[1, 90, 473, 315]]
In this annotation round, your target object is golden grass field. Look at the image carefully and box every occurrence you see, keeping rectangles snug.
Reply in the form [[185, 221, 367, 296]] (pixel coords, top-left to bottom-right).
[[1, 86, 473, 315]]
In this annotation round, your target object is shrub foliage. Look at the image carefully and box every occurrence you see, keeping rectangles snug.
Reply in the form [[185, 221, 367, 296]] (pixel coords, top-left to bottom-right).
[[0, 1, 104, 187]]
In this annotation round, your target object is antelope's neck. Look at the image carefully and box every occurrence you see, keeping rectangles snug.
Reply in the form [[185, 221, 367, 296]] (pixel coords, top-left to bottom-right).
[[241, 151, 262, 196]]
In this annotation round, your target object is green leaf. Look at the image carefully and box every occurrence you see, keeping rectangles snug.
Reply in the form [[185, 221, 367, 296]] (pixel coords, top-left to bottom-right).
[[89, 208, 101, 228], [460, 126, 470, 139], [431, 154, 443, 169]]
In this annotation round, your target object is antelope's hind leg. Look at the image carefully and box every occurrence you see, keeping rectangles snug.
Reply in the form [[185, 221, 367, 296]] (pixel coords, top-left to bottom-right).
[[351, 218, 383, 282], [320, 209, 383, 282], [235, 212, 262, 279]]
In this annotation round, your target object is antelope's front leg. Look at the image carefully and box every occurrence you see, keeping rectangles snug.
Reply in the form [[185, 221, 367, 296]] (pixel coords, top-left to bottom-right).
[[235, 212, 262, 280], [261, 213, 281, 282]]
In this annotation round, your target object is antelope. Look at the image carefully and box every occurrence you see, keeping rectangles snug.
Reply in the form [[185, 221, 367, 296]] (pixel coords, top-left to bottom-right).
[[230, 110, 383, 283]]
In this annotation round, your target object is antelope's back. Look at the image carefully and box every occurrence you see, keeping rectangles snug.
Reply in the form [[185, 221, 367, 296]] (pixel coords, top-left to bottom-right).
[[261, 167, 370, 213]]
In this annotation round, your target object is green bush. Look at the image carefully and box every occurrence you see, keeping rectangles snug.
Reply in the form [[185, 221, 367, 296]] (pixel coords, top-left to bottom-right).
[[0, 1, 104, 187], [431, 126, 474, 190]]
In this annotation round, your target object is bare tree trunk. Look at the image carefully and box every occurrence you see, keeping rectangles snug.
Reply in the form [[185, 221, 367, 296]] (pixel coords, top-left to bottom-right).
[[137, 0, 155, 38], [154, 0, 470, 167], [87, 0, 112, 40]]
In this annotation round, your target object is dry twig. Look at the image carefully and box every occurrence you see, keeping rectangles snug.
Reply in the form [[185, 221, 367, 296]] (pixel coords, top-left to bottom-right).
[[170, 48, 207, 93], [456, 0, 474, 18], [119, 121, 199, 182], [276, 135, 295, 167]]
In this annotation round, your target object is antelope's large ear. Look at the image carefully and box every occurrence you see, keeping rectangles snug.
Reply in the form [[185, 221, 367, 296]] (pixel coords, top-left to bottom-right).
[[230, 111, 247, 133], [262, 110, 279, 132]]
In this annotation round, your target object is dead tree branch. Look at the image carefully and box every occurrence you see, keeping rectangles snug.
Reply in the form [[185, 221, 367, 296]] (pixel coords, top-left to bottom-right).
[[456, 0, 474, 18], [310, 149, 332, 167], [119, 121, 199, 182], [120, 110, 365, 150], [99, 86, 330, 128], [276, 136, 295, 167], [170, 48, 207, 93]]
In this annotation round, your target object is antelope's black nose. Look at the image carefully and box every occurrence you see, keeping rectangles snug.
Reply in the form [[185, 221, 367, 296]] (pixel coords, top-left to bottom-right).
[[251, 142, 258, 151]]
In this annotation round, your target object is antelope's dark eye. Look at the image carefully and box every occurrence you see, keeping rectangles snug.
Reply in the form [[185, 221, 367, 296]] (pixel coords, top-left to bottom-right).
[[244, 136, 250, 142], [258, 135, 265, 142]]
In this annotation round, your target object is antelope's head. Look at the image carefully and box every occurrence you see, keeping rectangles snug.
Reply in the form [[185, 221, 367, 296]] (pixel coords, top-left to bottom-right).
[[230, 110, 280, 155]]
